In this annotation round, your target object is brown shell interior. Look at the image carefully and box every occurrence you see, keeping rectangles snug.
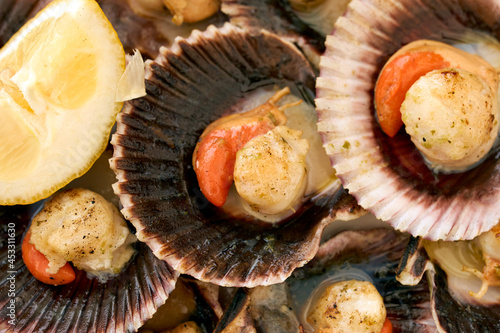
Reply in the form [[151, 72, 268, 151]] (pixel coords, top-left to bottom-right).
[[111, 25, 360, 287]]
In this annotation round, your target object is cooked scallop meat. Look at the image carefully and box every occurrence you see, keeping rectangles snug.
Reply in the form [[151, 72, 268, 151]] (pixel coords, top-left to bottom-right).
[[29, 188, 136, 278], [401, 68, 498, 172], [164, 0, 220, 25], [234, 126, 309, 217], [307, 280, 386, 333], [316, 0, 500, 241]]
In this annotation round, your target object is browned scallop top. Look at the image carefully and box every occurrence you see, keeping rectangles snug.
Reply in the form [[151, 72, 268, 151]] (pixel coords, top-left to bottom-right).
[[111, 23, 361, 287], [0, 204, 178, 333]]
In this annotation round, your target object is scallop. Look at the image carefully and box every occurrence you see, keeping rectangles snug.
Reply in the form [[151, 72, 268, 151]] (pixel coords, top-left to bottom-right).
[[0, 145, 180, 332], [111, 23, 366, 287], [316, 0, 500, 241], [215, 228, 437, 332], [0, 203, 178, 332], [213, 284, 301, 333]]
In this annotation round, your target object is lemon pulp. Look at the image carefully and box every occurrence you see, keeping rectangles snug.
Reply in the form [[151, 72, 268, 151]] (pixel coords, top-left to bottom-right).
[[0, 0, 126, 205]]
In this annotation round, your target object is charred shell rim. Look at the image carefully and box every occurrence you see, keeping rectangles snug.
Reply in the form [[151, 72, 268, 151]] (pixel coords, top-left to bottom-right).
[[396, 236, 430, 286], [110, 23, 354, 287], [221, 0, 325, 68], [316, 0, 500, 241], [289, 228, 436, 332], [0, 205, 178, 333], [428, 265, 500, 332]]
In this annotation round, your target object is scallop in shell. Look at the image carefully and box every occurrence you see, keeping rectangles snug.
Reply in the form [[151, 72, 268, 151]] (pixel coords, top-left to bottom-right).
[[215, 228, 436, 332], [111, 22, 364, 288], [0, 203, 178, 332], [316, 0, 500, 241]]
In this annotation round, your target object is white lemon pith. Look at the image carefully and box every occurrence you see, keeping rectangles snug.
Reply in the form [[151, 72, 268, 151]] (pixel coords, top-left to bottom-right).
[[0, 0, 125, 205]]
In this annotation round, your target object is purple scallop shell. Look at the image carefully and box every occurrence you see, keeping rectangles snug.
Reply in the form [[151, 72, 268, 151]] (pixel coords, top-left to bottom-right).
[[316, 0, 500, 240]]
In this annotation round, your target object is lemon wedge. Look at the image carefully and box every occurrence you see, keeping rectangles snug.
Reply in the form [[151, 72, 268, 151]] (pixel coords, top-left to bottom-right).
[[0, 0, 126, 205]]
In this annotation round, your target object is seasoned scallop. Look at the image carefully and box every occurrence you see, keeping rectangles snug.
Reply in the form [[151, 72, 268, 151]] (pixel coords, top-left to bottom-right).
[[306, 279, 387, 333], [216, 228, 437, 332], [234, 126, 310, 219], [0, 203, 178, 332], [316, 0, 500, 241], [28, 188, 137, 279], [401, 68, 497, 172]]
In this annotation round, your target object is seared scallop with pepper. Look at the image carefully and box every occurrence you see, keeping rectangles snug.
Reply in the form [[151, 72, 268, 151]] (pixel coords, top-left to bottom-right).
[[317, 0, 500, 241], [192, 87, 312, 222], [23, 188, 136, 285]]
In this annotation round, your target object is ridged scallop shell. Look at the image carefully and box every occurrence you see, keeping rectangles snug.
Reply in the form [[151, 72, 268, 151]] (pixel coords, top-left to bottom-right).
[[397, 236, 500, 332], [429, 265, 500, 332], [0, 204, 178, 332], [221, 0, 325, 67], [316, 0, 500, 241], [111, 23, 363, 287], [216, 228, 436, 332], [290, 228, 436, 332]]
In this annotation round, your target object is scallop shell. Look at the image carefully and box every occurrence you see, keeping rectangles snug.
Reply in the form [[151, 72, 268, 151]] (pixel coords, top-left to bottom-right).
[[290, 228, 436, 332], [213, 284, 301, 333], [221, 0, 325, 67], [96, 0, 171, 59], [0, 204, 178, 332], [398, 236, 500, 332], [216, 228, 436, 332], [111, 23, 362, 287], [316, 0, 500, 241], [428, 265, 500, 332]]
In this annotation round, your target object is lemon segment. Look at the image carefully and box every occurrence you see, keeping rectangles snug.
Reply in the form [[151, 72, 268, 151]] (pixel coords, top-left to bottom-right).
[[0, 0, 126, 205], [0, 91, 42, 181], [11, 16, 98, 112]]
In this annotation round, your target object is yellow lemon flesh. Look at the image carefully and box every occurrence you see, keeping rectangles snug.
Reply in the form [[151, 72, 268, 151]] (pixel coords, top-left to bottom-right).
[[0, 0, 125, 205]]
